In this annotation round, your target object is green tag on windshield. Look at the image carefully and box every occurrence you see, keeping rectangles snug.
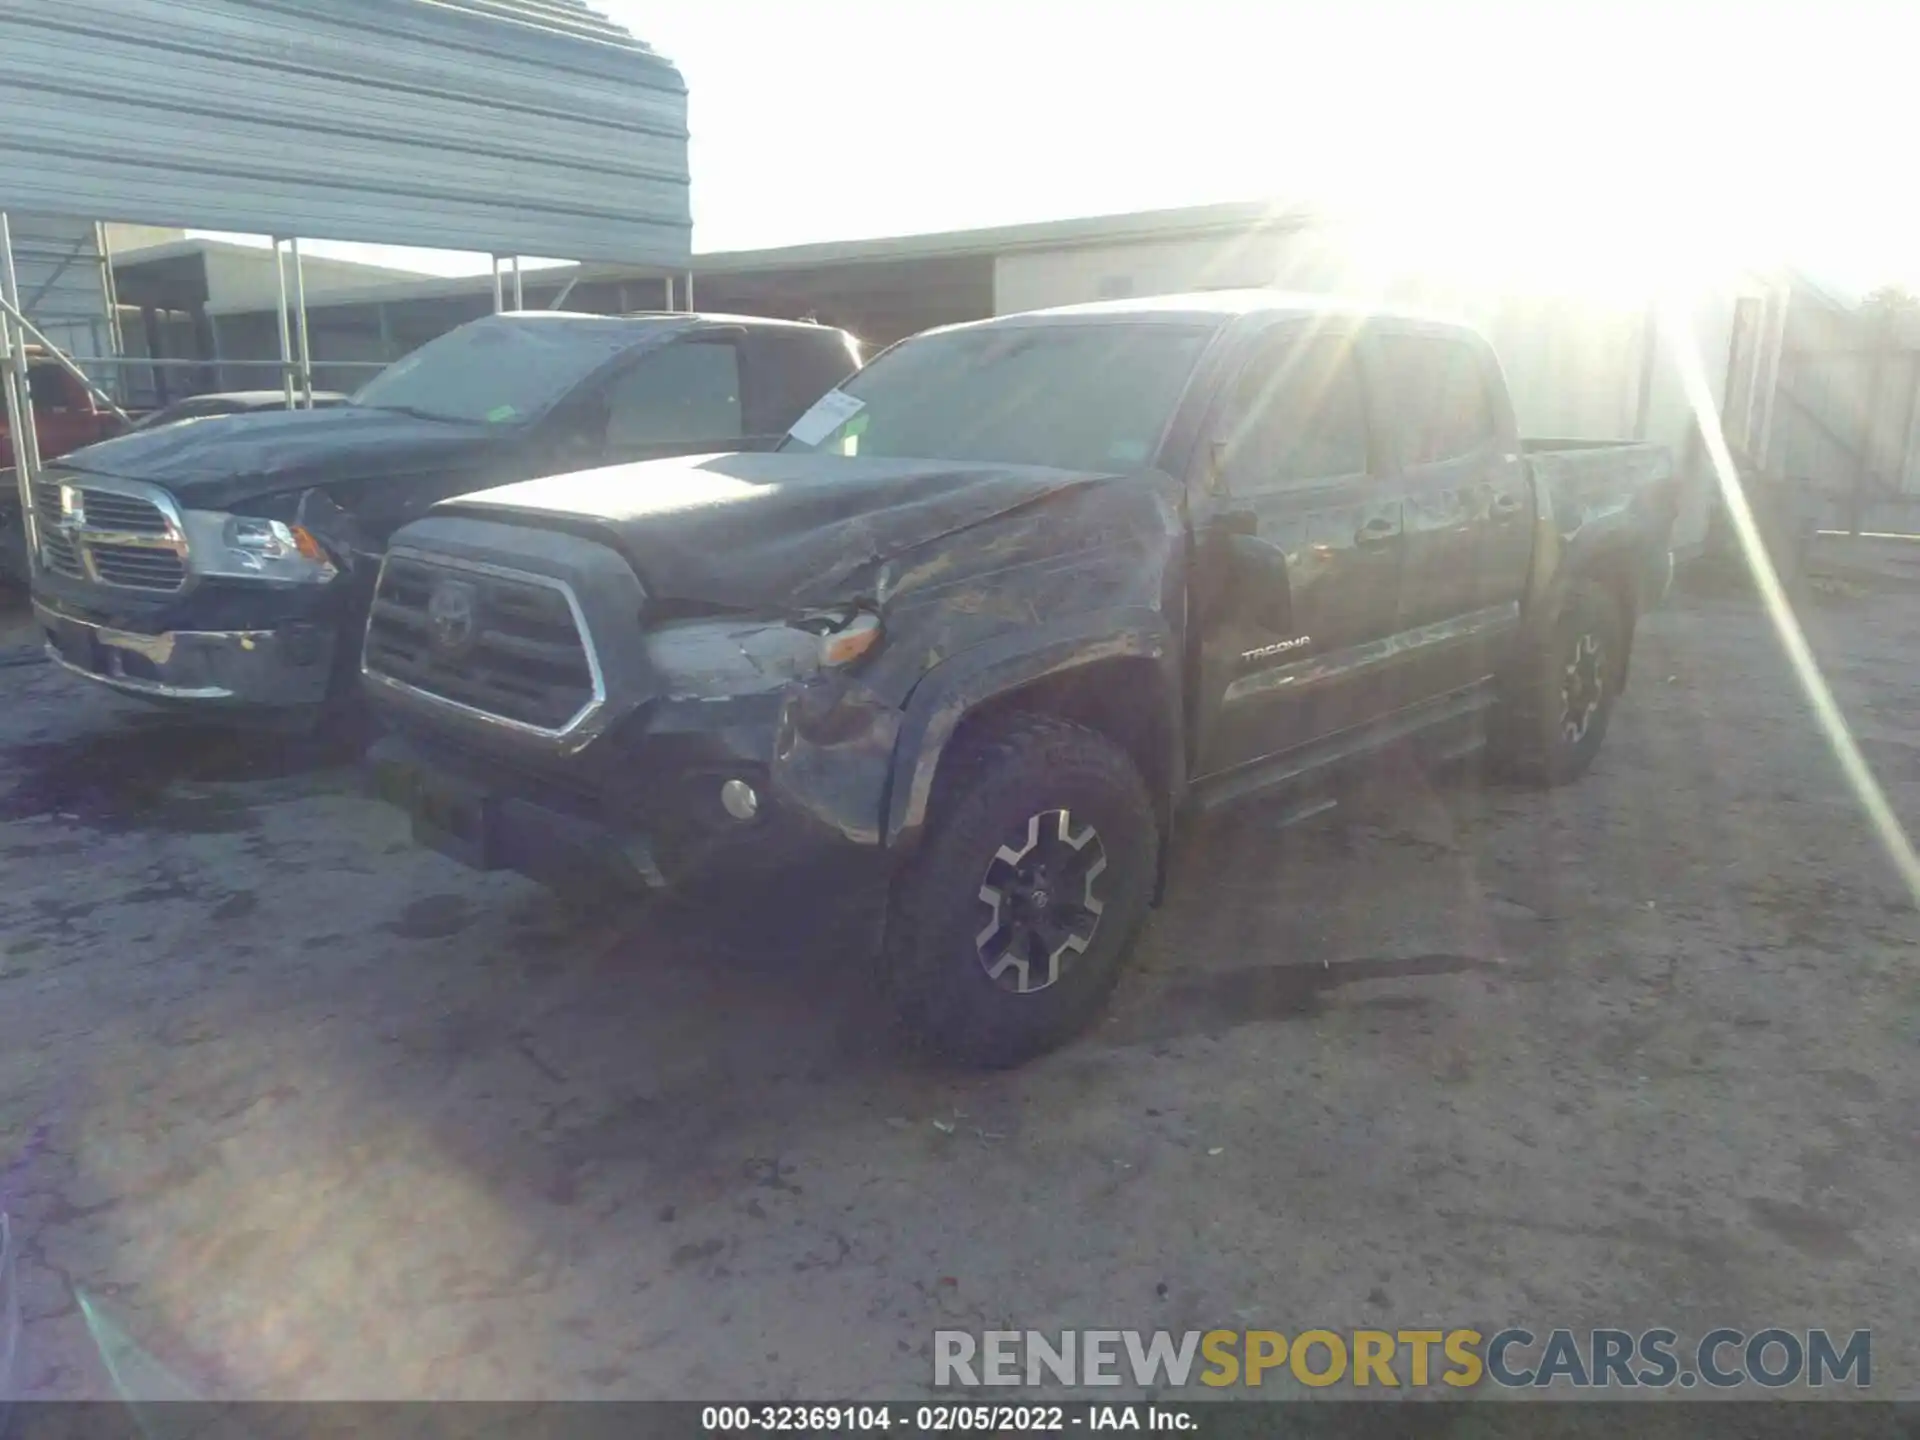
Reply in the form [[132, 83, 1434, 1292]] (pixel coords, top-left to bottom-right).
[[485, 404, 517, 423]]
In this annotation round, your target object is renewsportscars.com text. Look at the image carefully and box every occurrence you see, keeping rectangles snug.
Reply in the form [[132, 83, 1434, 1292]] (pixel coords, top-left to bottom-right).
[[934, 1327, 1871, 1390]]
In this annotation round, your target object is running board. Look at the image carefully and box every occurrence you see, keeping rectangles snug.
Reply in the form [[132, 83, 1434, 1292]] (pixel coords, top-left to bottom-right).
[[1189, 684, 1496, 814]]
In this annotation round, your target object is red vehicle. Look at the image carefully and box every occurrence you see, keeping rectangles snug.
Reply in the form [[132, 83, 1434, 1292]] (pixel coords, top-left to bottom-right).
[[1, 349, 130, 463]]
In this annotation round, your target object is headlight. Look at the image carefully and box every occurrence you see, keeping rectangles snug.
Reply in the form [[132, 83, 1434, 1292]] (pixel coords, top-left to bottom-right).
[[644, 610, 881, 696], [179, 510, 337, 583]]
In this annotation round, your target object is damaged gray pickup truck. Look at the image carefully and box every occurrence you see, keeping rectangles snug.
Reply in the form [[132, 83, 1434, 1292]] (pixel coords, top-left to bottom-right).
[[364, 293, 1678, 1065]]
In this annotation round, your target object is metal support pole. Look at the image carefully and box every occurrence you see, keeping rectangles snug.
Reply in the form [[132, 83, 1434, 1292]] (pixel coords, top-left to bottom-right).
[[510, 255, 524, 311], [289, 238, 313, 409], [1, 212, 44, 568], [1741, 301, 1769, 457], [1853, 336, 1889, 537], [96, 222, 125, 358], [663, 275, 674, 312], [1900, 357, 1920, 501], [273, 237, 295, 409], [1632, 302, 1658, 441], [684, 270, 695, 312], [1753, 286, 1789, 470], [491, 256, 504, 314], [1, 334, 35, 570], [142, 306, 170, 406]]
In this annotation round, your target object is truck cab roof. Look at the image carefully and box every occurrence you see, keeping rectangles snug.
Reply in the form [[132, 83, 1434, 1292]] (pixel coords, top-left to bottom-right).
[[942, 290, 1478, 338], [498, 309, 856, 345]]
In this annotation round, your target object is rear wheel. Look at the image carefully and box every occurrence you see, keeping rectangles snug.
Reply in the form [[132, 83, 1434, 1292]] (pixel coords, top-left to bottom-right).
[[884, 713, 1158, 1067], [1492, 579, 1627, 787]]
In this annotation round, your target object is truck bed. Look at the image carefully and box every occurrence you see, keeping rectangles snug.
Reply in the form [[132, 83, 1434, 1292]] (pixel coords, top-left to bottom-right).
[[1525, 437, 1672, 527]]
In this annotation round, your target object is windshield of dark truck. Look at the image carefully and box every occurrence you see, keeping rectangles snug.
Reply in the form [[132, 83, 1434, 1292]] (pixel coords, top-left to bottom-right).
[[350, 316, 645, 426], [780, 322, 1211, 472]]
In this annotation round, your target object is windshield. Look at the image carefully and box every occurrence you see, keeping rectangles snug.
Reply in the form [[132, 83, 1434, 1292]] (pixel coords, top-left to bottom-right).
[[350, 316, 648, 426], [779, 322, 1212, 471]]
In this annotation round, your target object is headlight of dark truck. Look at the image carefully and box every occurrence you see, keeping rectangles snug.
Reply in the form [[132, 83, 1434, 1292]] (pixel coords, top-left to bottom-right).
[[641, 610, 880, 696], [177, 510, 338, 584]]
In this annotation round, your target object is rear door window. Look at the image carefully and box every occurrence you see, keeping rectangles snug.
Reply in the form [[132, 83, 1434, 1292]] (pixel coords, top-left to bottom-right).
[[746, 329, 860, 435], [1376, 335, 1497, 466], [603, 340, 744, 449]]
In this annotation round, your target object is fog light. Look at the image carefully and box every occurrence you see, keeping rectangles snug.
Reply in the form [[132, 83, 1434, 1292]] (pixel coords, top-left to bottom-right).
[[720, 779, 759, 821]]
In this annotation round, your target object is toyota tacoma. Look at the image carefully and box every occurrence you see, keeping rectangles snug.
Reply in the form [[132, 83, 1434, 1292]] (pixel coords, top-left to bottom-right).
[[362, 294, 1677, 1065]]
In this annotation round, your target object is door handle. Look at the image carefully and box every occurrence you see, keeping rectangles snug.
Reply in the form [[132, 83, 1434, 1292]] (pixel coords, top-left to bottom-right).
[[1354, 516, 1398, 549]]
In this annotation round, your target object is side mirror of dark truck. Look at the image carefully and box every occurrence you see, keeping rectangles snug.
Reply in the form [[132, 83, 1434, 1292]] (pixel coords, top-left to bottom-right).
[[1226, 531, 1295, 634], [1196, 508, 1294, 636]]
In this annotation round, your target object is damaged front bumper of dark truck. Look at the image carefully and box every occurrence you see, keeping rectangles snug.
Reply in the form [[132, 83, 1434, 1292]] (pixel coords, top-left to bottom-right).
[[25, 475, 364, 718], [358, 523, 903, 897], [35, 595, 338, 707], [364, 693, 892, 897]]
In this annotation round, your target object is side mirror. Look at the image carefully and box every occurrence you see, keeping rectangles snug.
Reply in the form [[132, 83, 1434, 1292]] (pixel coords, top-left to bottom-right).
[[1226, 532, 1295, 634]]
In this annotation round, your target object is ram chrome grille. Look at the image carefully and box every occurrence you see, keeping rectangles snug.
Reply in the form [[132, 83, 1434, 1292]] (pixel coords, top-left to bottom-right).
[[89, 545, 188, 589], [364, 553, 599, 732], [28, 475, 186, 591], [36, 529, 85, 580], [76, 489, 171, 534]]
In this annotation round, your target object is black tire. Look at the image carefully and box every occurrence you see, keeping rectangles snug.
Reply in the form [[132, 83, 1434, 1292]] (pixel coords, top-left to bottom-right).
[[1492, 579, 1628, 787], [884, 712, 1158, 1068]]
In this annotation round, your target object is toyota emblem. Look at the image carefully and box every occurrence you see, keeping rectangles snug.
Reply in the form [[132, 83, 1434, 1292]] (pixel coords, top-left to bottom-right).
[[426, 579, 479, 658]]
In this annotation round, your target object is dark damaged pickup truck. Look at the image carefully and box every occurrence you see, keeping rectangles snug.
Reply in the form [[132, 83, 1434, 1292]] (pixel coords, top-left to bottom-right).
[[364, 293, 1677, 1065], [26, 312, 858, 723]]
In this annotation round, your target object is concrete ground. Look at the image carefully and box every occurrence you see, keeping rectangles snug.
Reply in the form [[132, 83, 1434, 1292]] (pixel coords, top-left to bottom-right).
[[0, 567, 1916, 1403]]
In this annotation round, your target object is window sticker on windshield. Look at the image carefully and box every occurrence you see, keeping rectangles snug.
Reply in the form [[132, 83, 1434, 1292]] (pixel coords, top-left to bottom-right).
[[485, 404, 518, 424], [787, 388, 866, 446], [1108, 438, 1149, 465]]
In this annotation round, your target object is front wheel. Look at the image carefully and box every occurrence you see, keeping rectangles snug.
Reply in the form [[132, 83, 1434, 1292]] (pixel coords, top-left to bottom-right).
[[884, 713, 1158, 1068], [1492, 580, 1627, 787]]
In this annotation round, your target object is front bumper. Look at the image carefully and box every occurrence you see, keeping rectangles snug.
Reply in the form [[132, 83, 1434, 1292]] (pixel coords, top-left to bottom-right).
[[367, 728, 884, 896], [33, 599, 337, 708]]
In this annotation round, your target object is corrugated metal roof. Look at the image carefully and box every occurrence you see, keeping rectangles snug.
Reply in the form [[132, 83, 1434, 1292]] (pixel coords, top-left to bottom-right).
[[417, 0, 649, 49], [0, 0, 689, 265]]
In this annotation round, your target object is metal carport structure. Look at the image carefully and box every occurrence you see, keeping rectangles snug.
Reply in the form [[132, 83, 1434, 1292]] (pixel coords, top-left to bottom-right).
[[0, 0, 690, 574]]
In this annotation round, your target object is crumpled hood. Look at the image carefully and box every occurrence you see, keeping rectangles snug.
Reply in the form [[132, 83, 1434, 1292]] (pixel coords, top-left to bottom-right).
[[57, 405, 503, 509], [439, 451, 1162, 611]]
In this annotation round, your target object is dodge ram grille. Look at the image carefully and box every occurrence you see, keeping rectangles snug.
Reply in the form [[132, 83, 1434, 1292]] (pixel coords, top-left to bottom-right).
[[363, 551, 600, 734], [29, 475, 186, 591]]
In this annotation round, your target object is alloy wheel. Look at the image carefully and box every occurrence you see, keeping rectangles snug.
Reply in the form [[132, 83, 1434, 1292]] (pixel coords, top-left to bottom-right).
[[974, 808, 1108, 994]]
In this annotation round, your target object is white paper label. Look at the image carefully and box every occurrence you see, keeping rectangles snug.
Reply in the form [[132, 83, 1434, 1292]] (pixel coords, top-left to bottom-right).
[[786, 388, 866, 446]]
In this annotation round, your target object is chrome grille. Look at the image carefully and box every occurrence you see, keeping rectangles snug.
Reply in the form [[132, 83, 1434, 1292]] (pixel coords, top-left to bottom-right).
[[27, 473, 187, 591], [364, 553, 599, 733], [76, 490, 169, 534], [89, 545, 188, 590], [36, 529, 84, 580]]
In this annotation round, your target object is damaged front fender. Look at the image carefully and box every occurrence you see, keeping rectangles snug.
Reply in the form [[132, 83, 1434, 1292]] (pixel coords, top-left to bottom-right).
[[771, 672, 903, 847]]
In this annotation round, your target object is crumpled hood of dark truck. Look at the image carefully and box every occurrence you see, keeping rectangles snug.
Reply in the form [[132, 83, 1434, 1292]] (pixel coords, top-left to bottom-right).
[[435, 451, 1166, 611], [55, 405, 503, 509]]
